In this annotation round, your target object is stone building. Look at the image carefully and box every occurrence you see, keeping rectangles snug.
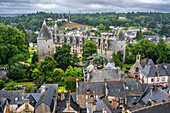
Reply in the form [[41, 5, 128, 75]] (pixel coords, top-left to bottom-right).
[[37, 21, 126, 62], [130, 54, 149, 78]]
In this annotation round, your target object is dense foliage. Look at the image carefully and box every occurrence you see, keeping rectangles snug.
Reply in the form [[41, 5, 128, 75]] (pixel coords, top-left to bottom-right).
[[112, 52, 123, 68], [0, 23, 29, 66], [82, 40, 97, 61]]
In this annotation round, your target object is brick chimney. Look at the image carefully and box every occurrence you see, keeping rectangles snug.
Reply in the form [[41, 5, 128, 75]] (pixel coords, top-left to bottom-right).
[[104, 78, 109, 96], [103, 107, 107, 113]]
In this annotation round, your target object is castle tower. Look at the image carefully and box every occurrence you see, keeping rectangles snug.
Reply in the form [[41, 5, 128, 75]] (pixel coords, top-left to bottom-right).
[[37, 21, 54, 62]]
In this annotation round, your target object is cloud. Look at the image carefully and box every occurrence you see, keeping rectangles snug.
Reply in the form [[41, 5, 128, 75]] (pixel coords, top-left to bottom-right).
[[0, 0, 169, 14]]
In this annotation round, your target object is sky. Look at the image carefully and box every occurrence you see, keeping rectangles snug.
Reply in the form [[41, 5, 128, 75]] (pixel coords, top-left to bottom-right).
[[0, 0, 170, 14]]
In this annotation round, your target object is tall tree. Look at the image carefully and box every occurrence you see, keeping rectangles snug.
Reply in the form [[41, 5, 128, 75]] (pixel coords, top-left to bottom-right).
[[82, 40, 97, 61], [112, 52, 123, 68]]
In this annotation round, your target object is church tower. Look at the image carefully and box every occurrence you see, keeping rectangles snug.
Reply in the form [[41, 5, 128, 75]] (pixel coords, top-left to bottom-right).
[[37, 21, 54, 62]]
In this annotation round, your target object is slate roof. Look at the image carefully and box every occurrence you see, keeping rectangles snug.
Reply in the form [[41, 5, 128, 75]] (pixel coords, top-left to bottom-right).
[[166, 64, 170, 75], [90, 69, 119, 82], [127, 96, 141, 107], [35, 88, 56, 112], [107, 81, 126, 98], [59, 91, 80, 112], [0, 90, 24, 104], [105, 62, 117, 70], [77, 82, 105, 95], [140, 58, 149, 68], [37, 21, 52, 40], [41, 84, 58, 93], [71, 93, 77, 103], [131, 101, 170, 113], [141, 88, 170, 105], [129, 103, 144, 111], [141, 59, 169, 77], [123, 79, 143, 94]]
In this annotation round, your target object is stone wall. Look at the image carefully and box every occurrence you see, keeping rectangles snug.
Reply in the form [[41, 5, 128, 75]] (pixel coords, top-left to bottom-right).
[[35, 103, 51, 113]]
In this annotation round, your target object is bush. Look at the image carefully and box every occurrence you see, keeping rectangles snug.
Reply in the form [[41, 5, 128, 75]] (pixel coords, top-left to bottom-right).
[[65, 81, 76, 92], [0, 80, 5, 89], [7, 67, 25, 80]]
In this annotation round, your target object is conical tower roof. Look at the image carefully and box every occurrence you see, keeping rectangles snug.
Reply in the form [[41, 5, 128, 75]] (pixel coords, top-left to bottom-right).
[[37, 21, 52, 40], [54, 23, 59, 34]]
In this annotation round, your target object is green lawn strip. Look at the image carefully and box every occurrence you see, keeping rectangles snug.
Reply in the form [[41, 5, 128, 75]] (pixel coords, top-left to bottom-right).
[[122, 64, 133, 71], [5, 82, 35, 87], [29, 47, 37, 50]]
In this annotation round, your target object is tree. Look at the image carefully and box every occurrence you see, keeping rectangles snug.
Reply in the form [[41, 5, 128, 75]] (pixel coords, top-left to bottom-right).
[[54, 44, 76, 71], [65, 66, 83, 77], [82, 40, 97, 61], [98, 23, 106, 31], [87, 54, 108, 67], [31, 52, 38, 64], [135, 30, 143, 41], [53, 68, 65, 82], [117, 51, 123, 62], [112, 52, 123, 68], [157, 39, 168, 63], [7, 67, 25, 80], [147, 21, 156, 29], [16, 23, 29, 46], [0, 23, 29, 66], [0, 80, 5, 89]]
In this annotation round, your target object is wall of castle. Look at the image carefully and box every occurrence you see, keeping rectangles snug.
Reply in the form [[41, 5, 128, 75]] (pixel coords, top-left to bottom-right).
[[37, 39, 54, 62]]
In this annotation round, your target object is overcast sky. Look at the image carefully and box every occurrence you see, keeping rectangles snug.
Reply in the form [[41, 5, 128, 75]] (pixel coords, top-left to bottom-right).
[[0, 0, 170, 14]]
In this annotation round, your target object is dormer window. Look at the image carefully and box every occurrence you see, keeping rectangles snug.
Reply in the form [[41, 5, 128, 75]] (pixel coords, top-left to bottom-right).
[[15, 97, 18, 101], [126, 86, 128, 90]]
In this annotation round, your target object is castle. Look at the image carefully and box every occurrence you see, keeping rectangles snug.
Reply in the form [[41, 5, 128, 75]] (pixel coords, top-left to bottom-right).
[[37, 21, 126, 62]]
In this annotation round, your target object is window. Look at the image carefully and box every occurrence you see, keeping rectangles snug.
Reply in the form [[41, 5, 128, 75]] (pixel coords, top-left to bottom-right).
[[86, 95, 88, 99], [134, 97, 136, 99], [120, 99, 124, 104], [136, 67, 139, 72], [126, 86, 128, 90], [162, 77, 165, 81], [48, 45, 50, 48], [151, 78, 154, 82], [157, 78, 160, 82]]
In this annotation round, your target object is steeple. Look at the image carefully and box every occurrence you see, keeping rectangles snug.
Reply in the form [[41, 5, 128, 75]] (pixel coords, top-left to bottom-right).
[[54, 22, 59, 34], [37, 20, 52, 40], [136, 53, 140, 63]]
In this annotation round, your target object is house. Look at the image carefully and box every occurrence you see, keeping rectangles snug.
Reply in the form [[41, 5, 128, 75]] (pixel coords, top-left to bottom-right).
[[24, 93, 43, 107], [141, 87, 170, 105], [59, 91, 80, 113], [76, 79, 127, 108], [139, 60, 170, 86], [130, 54, 149, 78], [16, 99, 34, 113], [35, 88, 57, 113], [0, 90, 25, 112], [130, 101, 170, 113]]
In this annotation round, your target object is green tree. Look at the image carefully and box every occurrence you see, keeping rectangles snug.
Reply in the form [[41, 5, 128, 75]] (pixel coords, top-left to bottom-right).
[[31, 52, 38, 64], [147, 21, 156, 29], [65, 66, 83, 77], [31, 68, 42, 80], [53, 68, 65, 82], [117, 51, 123, 62], [0, 23, 29, 66], [112, 52, 123, 68], [82, 40, 97, 61], [87, 54, 108, 67], [0, 80, 5, 89], [7, 67, 25, 80], [54, 44, 75, 71], [98, 23, 106, 31], [157, 39, 168, 63]]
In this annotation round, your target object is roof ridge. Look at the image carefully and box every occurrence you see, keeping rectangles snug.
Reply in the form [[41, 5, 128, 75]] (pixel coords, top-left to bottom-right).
[[158, 88, 170, 96], [131, 101, 170, 112], [42, 88, 49, 103]]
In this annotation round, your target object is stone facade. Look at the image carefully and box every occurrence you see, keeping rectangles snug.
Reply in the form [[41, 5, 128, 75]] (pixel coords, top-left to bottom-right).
[[35, 103, 51, 113], [37, 21, 126, 62]]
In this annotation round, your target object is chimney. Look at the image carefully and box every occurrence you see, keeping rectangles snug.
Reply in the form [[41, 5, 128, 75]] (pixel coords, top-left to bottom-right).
[[24, 99, 29, 111], [86, 85, 90, 94], [112, 98, 118, 110], [61, 91, 65, 101], [103, 108, 107, 113], [66, 101, 70, 110], [41, 86, 46, 93], [151, 85, 155, 92], [104, 78, 109, 96], [76, 78, 79, 89], [91, 101, 96, 113]]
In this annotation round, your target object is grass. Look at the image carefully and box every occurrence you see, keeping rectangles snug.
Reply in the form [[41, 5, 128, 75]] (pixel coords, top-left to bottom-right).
[[5, 82, 35, 87], [29, 47, 37, 50], [122, 64, 133, 71], [61, 22, 92, 30]]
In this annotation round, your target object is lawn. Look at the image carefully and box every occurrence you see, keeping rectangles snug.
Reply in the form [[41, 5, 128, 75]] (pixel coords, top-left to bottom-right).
[[122, 64, 133, 71], [5, 82, 35, 87], [29, 47, 37, 50]]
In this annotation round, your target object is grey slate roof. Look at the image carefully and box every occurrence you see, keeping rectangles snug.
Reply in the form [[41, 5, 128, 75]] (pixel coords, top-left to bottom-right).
[[35, 88, 56, 112], [59, 91, 80, 112], [141, 59, 169, 77], [129, 103, 144, 111], [141, 88, 169, 105], [0, 90, 24, 104], [37, 21, 52, 40], [105, 62, 117, 70], [41, 84, 58, 93], [90, 69, 119, 82], [107, 81, 126, 98], [166, 64, 170, 75], [71, 93, 77, 103], [127, 96, 141, 107], [77, 82, 105, 95], [123, 79, 143, 94], [131, 101, 170, 113], [140, 58, 149, 68]]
